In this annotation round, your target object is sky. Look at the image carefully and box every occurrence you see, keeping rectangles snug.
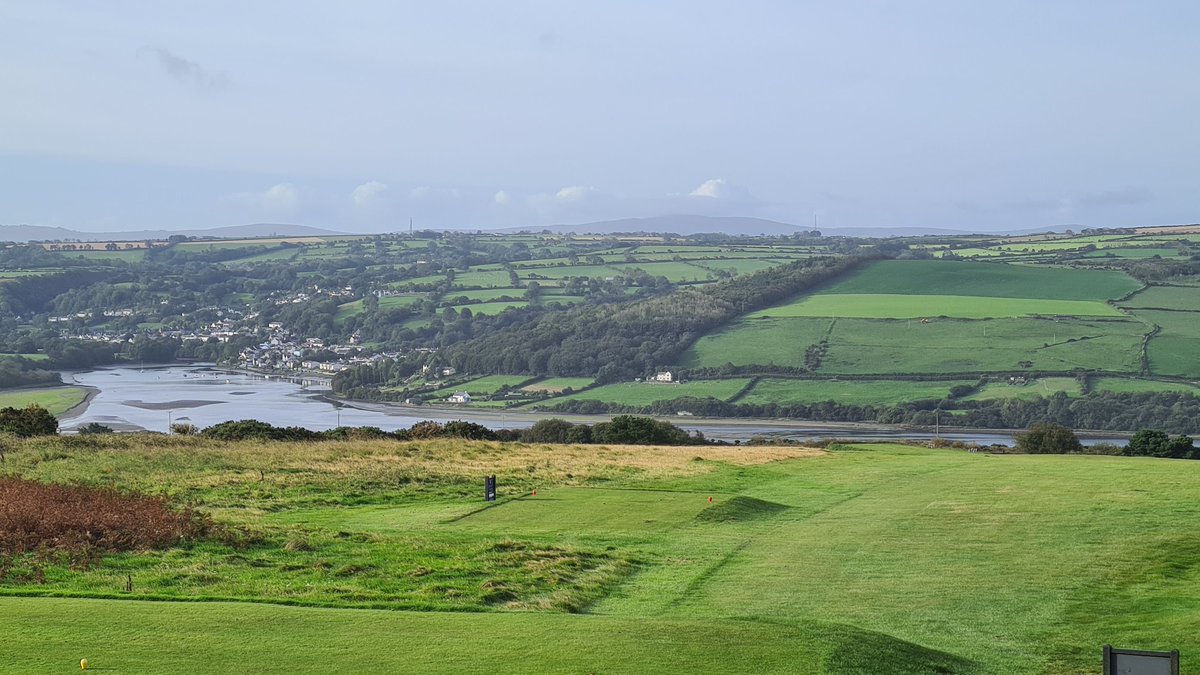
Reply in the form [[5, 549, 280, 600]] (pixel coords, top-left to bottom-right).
[[1, 1, 1198, 234]]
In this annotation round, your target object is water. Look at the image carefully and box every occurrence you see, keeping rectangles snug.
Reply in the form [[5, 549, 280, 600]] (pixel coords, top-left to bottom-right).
[[62, 365, 1127, 446]]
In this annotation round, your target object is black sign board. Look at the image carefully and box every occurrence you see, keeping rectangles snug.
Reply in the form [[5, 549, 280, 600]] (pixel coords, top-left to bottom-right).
[[485, 475, 496, 502], [1103, 645, 1179, 675]]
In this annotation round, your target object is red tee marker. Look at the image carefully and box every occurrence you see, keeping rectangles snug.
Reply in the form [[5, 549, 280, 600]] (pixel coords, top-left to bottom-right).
[[532, 489, 537, 496], [708, 497, 713, 503]]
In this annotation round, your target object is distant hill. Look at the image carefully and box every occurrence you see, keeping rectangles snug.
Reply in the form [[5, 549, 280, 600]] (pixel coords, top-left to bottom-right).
[[0, 223, 342, 243], [505, 215, 809, 236]]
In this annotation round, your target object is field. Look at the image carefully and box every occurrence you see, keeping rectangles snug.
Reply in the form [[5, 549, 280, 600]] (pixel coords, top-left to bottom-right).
[[735, 378, 975, 407], [760, 293, 1122, 319], [536, 379, 754, 407], [684, 316, 1147, 375], [428, 375, 536, 398], [521, 377, 595, 393], [1136, 310, 1200, 378], [6, 438, 1200, 672], [1120, 285, 1200, 311], [0, 386, 89, 415], [820, 260, 1142, 300], [964, 377, 1082, 401]]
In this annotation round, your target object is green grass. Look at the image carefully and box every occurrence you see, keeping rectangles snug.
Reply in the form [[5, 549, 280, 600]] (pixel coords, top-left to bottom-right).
[[760, 293, 1122, 319], [334, 295, 422, 322], [0, 386, 88, 415], [540, 379, 753, 406], [55, 249, 147, 262], [427, 375, 536, 398], [451, 270, 516, 288], [822, 260, 1142, 300], [521, 377, 595, 393], [1092, 377, 1200, 395], [441, 288, 525, 303], [12, 440, 1200, 672], [736, 378, 973, 406], [963, 377, 1082, 401], [1120, 285, 1200, 311], [445, 300, 529, 316], [1132, 309, 1200, 377], [684, 316, 1148, 374]]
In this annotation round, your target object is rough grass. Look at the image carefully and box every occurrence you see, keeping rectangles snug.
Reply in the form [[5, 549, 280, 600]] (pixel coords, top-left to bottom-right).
[[13, 443, 1200, 672], [963, 377, 1082, 401]]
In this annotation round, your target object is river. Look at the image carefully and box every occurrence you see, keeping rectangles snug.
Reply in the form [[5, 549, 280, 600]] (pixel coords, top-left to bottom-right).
[[61, 365, 1127, 446]]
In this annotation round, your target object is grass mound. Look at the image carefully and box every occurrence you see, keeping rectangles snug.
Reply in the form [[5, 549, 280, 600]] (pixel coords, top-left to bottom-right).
[[695, 495, 789, 523], [0, 477, 209, 558]]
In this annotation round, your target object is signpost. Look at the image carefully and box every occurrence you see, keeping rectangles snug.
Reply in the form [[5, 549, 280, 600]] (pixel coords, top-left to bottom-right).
[[485, 475, 496, 502], [1103, 646, 1179, 675]]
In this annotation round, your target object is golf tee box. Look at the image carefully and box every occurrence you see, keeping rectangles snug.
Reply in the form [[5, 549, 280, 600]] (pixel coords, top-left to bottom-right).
[[1102, 645, 1179, 675]]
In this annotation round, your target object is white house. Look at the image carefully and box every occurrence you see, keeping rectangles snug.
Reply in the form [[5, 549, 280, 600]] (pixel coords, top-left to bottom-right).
[[654, 371, 674, 383], [447, 392, 471, 404]]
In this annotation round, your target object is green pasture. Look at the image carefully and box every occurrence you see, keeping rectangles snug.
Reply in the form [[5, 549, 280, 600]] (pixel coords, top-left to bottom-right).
[[1120, 285, 1200, 311], [821, 260, 1141, 300], [1084, 247, 1190, 259], [1133, 309, 1200, 377], [735, 378, 973, 406], [222, 247, 303, 264], [442, 288, 525, 303], [690, 258, 784, 275], [0, 386, 89, 416], [683, 316, 1147, 375], [334, 295, 422, 322], [760, 293, 1122, 319], [427, 375, 535, 398], [10, 441, 1200, 672], [1092, 377, 1199, 395], [453, 270, 519, 288], [521, 377, 595, 393], [55, 249, 147, 262], [539, 379, 753, 406], [521, 263, 620, 280], [963, 377, 1082, 401], [445, 300, 530, 316]]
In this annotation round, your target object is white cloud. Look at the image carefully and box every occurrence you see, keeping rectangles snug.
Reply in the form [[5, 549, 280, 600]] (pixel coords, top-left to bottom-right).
[[351, 181, 388, 206], [494, 190, 511, 205], [555, 185, 599, 202], [688, 178, 750, 200], [261, 183, 298, 212]]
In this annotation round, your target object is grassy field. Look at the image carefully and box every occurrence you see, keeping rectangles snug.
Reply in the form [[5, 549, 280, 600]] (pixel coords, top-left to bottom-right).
[[538, 379, 753, 406], [684, 316, 1147, 374], [7, 439, 1200, 672], [735, 378, 974, 406], [963, 377, 1082, 401], [1120, 285, 1200, 311], [1134, 309, 1200, 377], [1093, 377, 1200, 395], [821, 260, 1142, 300], [760, 293, 1122, 319], [0, 386, 89, 415], [521, 377, 595, 393], [427, 375, 536, 398]]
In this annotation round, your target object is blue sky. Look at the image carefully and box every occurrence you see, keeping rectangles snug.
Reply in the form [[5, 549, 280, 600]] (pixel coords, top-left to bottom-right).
[[1, 1, 1197, 233]]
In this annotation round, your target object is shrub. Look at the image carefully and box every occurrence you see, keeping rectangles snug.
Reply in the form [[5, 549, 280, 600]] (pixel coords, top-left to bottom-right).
[[78, 422, 114, 435], [0, 477, 210, 560], [1014, 423, 1083, 454], [0, 405, 58, 437]]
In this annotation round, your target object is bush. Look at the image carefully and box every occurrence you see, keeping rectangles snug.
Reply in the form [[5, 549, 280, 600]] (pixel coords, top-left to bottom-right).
[[0, 477, 210, 559], [77, 422, 113, 435], [1124, 430, 1196, 459], [1014, 423, 1083, 454], [0, 405, 58, 437]]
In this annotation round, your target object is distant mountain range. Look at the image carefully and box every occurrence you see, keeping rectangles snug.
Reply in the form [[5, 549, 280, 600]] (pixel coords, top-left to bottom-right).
[[502, 214, 1064, 237], [0, 223, 342, 243]]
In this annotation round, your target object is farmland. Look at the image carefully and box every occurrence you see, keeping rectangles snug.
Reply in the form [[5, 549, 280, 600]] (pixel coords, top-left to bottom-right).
[[5, 437, 1200, 672], [0, 386, 89, 415], [532, 379, 754, 407]]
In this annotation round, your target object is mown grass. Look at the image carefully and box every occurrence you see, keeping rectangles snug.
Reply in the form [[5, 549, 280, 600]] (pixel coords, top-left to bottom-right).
[[9, 441, 1200, 672], [1132, 309, 1200, 377], [1093, 377, 1200, 395], [963, 376, 1082, 401], [1120, 285, 1200, 311], [0, 386, 89, 416]]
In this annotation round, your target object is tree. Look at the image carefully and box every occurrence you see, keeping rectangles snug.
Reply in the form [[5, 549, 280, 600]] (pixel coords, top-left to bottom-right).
[[1014, 422, 1082, 454], [78, 422, 114, 434], [1125, 430, 1196, 459], [0, 404, 59, 437], [523, 418, 575, 443]]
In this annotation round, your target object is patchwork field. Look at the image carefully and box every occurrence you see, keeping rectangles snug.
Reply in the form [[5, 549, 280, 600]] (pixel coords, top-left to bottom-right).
[[6, 438, 1200, 673], [759, 293, 1122, 319]]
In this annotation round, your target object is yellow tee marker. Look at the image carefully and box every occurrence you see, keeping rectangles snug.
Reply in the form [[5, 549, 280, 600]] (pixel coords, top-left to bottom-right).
[[80, 658, 88, 670]]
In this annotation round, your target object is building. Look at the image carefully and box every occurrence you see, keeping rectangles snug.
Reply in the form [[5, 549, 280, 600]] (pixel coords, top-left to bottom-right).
[[447, 392, 471, 404], [654, 371, 674, 383]]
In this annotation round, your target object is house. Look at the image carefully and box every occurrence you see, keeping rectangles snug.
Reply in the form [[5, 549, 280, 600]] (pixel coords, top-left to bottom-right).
[[447, 392, 471, 404], [654, 371, 674, 383]]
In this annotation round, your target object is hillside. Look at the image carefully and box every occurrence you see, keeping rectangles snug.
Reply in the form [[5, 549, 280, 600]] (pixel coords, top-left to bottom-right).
[[5, 436, 1200, 672]]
